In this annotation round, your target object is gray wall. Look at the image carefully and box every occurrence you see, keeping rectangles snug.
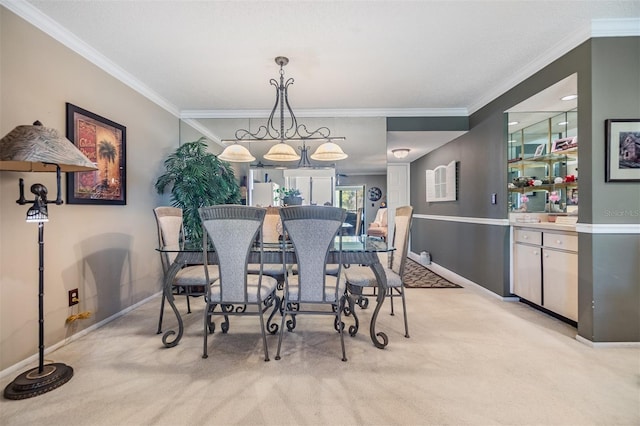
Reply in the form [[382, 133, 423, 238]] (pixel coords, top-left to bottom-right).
[[409, 37, 639, 342]]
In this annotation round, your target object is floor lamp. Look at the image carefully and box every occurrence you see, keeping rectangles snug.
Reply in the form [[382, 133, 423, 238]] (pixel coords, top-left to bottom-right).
[[0, 121, 97, 400]]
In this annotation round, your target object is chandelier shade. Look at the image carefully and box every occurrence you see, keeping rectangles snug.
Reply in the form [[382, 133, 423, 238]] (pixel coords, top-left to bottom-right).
[[264, 142, 300, 162], [311, 141, 348, 161], [218, 143, 255, 163], [221, 56, 346, 165]]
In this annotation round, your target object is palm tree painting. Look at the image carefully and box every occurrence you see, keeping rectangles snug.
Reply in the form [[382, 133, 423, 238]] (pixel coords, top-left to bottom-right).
[[98, 139, 117, 186]]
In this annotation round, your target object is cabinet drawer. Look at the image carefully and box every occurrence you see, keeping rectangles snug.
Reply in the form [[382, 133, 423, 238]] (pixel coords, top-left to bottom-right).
[[514, 229, 542, 245], [544, 233, 577, 252]]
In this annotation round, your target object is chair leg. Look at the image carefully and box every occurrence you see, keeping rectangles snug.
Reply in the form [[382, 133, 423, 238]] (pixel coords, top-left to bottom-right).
[[275, 300, 288, 360], [338, 297, 347, 362], [202, 302, 209, 359], [259, 310, 270, 362], [185, 286, 192, 314], [157, 291, 166, 334], [389, 288, 395, 316], [400, 286, 409, 338]]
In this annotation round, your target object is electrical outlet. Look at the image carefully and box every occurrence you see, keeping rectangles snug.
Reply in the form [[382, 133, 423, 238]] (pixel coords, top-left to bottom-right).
[[68, 289, 79, 307]]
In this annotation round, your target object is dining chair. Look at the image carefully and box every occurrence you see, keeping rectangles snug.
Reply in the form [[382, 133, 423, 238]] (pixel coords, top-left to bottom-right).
[[355, 207, 363, 236], [199, 205, 280, 361], [275, 205, 349, 361], [367, 207, 388, 240], [248, 207, 287, 288], [345, 205, 413, 338], [154, 207, 219, 333]]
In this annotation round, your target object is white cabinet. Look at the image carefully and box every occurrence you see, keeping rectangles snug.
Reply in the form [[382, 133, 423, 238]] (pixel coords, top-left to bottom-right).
[[513, 242, 542, 305], [251, 182, 279, 207], [512, 227, 578, 323], [283, 168, 334, 206], [543, 248, 578, 321]]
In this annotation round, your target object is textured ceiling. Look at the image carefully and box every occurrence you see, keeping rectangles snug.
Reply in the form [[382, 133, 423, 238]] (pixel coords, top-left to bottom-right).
[[8, 0, 639, 174]]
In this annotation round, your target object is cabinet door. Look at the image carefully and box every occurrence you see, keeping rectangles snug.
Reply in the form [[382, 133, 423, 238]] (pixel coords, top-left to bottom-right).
[[513, 243, 542, 305], [543, 249, 578, 321]]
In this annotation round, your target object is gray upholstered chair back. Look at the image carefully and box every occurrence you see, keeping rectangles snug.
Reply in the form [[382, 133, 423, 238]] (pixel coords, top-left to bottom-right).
[[154, 206, 184, 273], [279, 206, 347, 303], [199, 205, 266, 303], [389, 206, 413, 277]]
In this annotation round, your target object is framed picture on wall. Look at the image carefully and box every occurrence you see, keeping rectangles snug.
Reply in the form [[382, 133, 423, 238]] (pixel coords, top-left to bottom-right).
[[551, 136, 577, 152], [534, 144, 546, 157], [605, 118, 640, 182], [66, 103, 127, 204]]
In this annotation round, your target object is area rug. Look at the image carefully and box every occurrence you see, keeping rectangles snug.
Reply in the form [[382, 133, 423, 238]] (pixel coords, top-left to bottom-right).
[[403, 258, 462, 288]]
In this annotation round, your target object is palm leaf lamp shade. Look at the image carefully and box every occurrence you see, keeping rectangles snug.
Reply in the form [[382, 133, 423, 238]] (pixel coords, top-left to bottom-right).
[[0, 121, 97, 400]]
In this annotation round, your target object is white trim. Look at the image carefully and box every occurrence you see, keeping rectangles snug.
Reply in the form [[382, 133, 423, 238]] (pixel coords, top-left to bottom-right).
[[576, 334, 640, 348], [408, 251, 517, 301], [468, 18, 639, 115], [592, 18, 640, 37], [0, 293, 159, 380], [1, 0, 180, 117], [181, 119, 225, 148], [413, 214, 640, 234], [575, 223, 640, 234], [4, 2, 636, 122], [413, 214, 510, 227], [181, 108, 469, 119]]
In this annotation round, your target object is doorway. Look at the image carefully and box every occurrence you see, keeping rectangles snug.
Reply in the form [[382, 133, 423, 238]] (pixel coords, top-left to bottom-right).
[[335, 185, 364, 236]]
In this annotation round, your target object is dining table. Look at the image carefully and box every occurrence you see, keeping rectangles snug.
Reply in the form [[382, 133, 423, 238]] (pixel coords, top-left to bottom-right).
[[156, 235, 394, 350]]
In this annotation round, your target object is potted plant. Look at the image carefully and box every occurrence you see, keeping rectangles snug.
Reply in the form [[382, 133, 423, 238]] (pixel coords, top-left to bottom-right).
[[275, 187, 303, 205], [155, 137, 241, 244]]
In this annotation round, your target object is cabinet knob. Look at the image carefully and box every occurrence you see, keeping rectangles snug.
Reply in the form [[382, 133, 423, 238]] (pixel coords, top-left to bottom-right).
[[533, 250, 539, 255], [556, 240, 562, 245], [523, 235, 528, 239], [544, 253, 549, 258]]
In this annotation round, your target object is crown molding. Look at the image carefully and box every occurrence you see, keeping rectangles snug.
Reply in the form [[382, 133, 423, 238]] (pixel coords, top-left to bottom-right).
[[467, 18, 639, 114], [1, 0, 181, 117], [592, 18, 640, 37], [180, 108, 469, 119], [4, 1, 637, 121], [180, 119, 225, 148]]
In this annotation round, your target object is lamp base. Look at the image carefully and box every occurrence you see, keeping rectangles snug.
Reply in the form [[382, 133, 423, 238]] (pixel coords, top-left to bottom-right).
[[3, 363, 73, 400]]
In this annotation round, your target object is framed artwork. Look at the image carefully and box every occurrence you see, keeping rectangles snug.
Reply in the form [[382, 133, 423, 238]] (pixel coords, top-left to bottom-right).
[[551, 136, 577, 153], [66, 103, 126, 204], [605, 119, 640, 182], [534, 144, 546, 157]]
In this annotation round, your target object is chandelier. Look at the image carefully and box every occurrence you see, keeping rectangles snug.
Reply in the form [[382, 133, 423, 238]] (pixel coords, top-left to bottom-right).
[[219, 56, 347, 166]]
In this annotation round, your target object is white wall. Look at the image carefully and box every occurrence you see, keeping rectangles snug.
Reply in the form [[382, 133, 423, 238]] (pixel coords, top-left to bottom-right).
[[0, 8, 179, 370]]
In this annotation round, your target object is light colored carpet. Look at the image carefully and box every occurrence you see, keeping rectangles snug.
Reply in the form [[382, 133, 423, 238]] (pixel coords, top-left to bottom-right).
[[1, 282, 638, 426]]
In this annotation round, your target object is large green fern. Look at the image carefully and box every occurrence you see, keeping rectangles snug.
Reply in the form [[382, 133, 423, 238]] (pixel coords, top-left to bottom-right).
[[155, 137, 240, 244]]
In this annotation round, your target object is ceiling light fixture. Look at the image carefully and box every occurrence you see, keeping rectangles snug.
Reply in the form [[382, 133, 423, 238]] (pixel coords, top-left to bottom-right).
[[392, 148, 410, 159], [508, 121, 519, 126], [561, 94, 578, 101], [220, 56, 347, 166]]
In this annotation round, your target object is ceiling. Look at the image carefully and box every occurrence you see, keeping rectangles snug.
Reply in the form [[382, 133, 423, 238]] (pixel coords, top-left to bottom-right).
[[5, 1, 639, 174]]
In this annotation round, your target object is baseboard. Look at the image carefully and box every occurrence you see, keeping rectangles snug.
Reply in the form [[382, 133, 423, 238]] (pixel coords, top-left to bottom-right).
[[0, 292, 160, 380], [408, 251, 517, 301], [575, 334, 640, 348]]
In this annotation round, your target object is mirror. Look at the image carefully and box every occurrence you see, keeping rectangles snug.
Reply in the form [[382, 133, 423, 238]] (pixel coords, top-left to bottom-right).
[[506, 74, 578, 214]]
